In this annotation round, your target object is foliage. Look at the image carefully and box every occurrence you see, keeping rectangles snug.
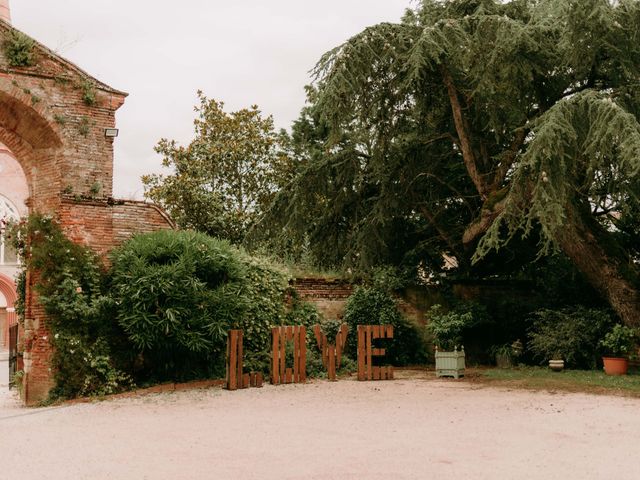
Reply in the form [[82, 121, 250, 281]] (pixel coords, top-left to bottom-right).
[[110, 230, 246, 380], [236, 254, 289, 373], [476, 91, 640, 259], [304, 345, 327, 378], [3, 31, 36, 67], [13, 267, 26, 326], [110, 230, 291, 381], [527, 307, 615, 368], [11, 215, 131, 399], [599, 324, 638, 357], [490, 340, 523, 366], [78, 117, 90, 137], [427, 304, 474, 351], [265, 0, 640, 325], [286, 294, 322, 344], [80, 79, 97, 107], [343, 287, 427, 365], [12, 217, 294, 395], [304, 319, 358, 378], [143, 92, 293, 244], [51, 335, 132, 398]]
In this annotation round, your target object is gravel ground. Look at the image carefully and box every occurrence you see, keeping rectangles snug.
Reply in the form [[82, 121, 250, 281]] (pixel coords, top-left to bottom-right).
[[1, 376, 639, 480]]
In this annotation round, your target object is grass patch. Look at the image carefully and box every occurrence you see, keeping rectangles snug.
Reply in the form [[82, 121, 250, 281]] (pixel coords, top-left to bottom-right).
[[478, 366, 640, 397]]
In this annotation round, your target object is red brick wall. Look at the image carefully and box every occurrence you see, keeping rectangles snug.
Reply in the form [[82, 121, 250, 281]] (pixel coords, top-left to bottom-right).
[[59, 197, 175, 257], [21, 199, 174, 404], [291, 278, 354, 321], [292, 278, 354, 300], [0, 23, 178, 404]]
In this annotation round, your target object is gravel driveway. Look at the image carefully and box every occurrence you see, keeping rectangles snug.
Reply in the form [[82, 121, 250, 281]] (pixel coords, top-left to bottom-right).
[[1, 376, 639, 480]]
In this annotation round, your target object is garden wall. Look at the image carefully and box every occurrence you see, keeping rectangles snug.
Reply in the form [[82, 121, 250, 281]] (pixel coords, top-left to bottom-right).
[[292, 277, 536, 326], [291, 278, 353, 321]]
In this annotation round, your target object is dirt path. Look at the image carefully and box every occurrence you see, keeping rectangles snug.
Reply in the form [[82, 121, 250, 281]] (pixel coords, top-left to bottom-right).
[[1, 378, 639, 480]]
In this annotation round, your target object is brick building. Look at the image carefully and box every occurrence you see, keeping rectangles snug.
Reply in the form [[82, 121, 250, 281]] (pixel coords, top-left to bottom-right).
[[0, 3, 173, 404]]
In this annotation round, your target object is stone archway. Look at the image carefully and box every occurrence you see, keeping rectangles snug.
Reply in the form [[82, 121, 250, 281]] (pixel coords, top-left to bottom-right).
[[0, 19, 174, 404]]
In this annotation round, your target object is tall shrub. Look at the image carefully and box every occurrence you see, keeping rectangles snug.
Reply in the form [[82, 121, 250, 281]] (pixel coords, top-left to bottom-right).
[[110, 230, 245, 380], [110, 230, 290, 380], [343, 287, 427, 365], [527, 307, 615, 369], [235, 253, 289, 373]]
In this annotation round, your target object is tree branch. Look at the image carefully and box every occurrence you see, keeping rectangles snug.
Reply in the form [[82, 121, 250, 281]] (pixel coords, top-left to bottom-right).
[[441, 65, 488, 199], [462, 198, 507, 247], [419, 204, 463, 260], [490, 128, 527, 190]]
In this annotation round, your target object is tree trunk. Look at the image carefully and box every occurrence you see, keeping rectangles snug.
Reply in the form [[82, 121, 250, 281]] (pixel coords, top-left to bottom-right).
[[557, 210, 640, 327]]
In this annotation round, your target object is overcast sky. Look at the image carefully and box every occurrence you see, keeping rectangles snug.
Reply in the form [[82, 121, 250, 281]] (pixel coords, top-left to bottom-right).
[[12, 1, 409, 199]]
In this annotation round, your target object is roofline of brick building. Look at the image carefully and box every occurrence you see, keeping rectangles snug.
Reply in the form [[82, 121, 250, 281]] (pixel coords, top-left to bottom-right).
[[0, 19, 128, 97]]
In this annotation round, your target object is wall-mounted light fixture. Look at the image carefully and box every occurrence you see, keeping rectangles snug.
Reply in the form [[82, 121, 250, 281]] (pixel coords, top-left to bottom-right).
[[104, 128, 119, 138]]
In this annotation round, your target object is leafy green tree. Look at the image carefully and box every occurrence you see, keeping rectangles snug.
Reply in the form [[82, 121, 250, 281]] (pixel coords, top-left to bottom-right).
[[268, 0, 640, 326], [144, 91, 292, 244]]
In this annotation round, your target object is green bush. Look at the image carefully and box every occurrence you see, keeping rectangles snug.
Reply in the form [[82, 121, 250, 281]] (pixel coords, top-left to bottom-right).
[[51, 335, 132, 398], [343, 287, 427, 366], [527, 307, 615, 368], [427, 305, 474, 351], [110, 230, 290, 381], [236, 254, 289, 373], [286, 294, 322, 345], [599, 324, 638, 357]]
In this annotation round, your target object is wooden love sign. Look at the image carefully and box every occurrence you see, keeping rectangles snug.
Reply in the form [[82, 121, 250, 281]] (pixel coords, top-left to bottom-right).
[[225, 324, 394, 390], [226, 330, 263, 391], [271, 325, 307, 385], [313, 324, 348, 381]]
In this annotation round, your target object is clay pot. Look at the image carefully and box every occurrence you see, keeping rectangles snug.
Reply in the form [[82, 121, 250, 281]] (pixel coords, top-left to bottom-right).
[[548, 359, 564, 372], [602, 357, 629, 376]]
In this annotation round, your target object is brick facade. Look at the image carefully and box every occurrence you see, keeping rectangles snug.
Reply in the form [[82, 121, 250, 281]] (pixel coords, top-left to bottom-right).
[[291, 278, 354, 321], [0, 22, 174, 404]]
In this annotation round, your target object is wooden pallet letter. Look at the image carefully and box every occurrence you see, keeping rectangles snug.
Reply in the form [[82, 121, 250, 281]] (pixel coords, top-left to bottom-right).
[[357, 325, 394, 381], [271, 326, 307, 385], [226, 329, 263, 390], [313, 324, 348, 381], [226, 330, 244, 390]]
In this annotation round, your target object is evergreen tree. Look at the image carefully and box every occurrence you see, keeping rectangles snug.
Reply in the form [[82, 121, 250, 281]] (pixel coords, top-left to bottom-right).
[[265, 0, 640, 325]]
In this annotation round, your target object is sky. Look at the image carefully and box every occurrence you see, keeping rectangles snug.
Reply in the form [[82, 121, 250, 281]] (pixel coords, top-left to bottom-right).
[[12, 1, 410, 199]]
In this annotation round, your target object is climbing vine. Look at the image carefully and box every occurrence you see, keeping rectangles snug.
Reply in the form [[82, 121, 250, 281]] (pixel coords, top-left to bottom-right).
[[11, 214, 132, 399]]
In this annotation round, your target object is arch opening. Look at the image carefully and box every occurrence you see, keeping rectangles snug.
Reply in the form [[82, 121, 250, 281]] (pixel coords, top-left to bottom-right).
[[0, 145, 27, 350]]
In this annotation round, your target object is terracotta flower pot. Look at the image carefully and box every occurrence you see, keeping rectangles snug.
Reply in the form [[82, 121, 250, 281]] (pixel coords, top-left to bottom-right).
[[602, 357, 628, 376]]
